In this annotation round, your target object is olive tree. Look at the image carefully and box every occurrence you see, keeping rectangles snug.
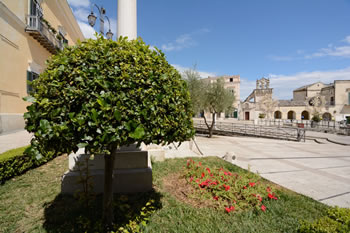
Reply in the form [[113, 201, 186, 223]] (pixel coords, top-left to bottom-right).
[[24, 36, 195, 228], [202, 78, 235, 137], [182, 67, 204, 115]]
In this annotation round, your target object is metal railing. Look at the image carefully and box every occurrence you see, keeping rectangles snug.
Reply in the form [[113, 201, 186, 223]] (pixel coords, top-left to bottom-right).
[[256, 119, 350, 135], [194, 121, 306, 142], [26, 15, 62, 51]]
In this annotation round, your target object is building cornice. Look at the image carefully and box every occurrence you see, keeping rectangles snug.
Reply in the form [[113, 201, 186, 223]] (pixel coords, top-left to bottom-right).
[[0, 1, 26, 29], [52, 0, 84, 41]]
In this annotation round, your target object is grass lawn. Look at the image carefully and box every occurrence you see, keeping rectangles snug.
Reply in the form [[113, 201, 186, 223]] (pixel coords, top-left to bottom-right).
[[0, 155, 328, 232]]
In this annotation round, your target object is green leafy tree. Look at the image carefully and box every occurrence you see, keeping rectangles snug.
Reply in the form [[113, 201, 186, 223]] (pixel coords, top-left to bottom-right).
[[182, 67, 204, 115], [24, 35, 195, 228], [202, 78, 235, 137]]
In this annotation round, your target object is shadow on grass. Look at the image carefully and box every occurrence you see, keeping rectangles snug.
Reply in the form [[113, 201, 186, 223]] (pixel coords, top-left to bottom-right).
[[43, 189, 162, 233]]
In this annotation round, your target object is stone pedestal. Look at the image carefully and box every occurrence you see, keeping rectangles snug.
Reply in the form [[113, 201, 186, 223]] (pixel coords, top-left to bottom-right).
[[61, 148, 152, 194]]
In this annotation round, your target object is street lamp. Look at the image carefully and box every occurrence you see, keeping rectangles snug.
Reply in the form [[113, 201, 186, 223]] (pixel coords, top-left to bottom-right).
[[88, 4, 113, 39]]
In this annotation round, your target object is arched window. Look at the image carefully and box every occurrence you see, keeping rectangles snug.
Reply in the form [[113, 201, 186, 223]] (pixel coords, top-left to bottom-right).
[[287, 111, 296, 120], [301, 111, 309, 120], [322, 112, 332, 121], [274, 111, 282, 119]]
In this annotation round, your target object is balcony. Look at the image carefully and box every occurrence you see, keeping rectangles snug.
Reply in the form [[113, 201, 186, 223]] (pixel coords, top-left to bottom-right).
[[25, 15, 62, 54]]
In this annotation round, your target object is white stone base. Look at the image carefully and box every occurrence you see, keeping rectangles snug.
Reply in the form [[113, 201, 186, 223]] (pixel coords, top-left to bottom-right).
[[61, 150, 152, 194]]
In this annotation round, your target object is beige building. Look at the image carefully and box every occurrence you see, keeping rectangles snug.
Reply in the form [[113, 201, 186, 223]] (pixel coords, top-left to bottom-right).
[[0, 0, 84, 133], [241, 78, 350, 122], [202, 75, 240, 118]]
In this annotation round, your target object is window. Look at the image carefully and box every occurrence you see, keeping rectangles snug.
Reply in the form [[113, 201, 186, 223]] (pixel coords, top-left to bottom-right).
[[348, 92, 350, 105], [29, 0, 42, 17], [27, 71, 39, 93], [230, 78, 233, 82], [330, 97, 334, 105]]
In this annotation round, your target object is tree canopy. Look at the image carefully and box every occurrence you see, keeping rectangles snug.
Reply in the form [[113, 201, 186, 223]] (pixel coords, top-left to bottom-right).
[[24, 36, 195, 156], [24, 35, 195, 227]]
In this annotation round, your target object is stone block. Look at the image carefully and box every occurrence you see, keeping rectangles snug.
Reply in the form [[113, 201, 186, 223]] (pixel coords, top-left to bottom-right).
[[69, 151, 149, 171], [148, 149, 165, 162], [61, 168, 152, 194]]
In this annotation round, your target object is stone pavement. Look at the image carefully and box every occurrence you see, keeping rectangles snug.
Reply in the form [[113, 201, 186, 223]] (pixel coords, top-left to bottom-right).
[[0, 130, 32, 153], [189, 135, 350, 208]]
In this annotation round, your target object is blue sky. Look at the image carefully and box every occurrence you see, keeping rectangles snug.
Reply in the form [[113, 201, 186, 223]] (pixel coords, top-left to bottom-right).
[[67, 0, 350, 100]]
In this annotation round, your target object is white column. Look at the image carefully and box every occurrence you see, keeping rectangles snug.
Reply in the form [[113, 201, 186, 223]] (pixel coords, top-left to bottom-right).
[[117, 0, 137, 40]]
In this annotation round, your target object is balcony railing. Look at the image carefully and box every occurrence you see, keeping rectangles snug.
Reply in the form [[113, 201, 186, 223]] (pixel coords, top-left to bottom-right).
[[25, 15, 62, 54]]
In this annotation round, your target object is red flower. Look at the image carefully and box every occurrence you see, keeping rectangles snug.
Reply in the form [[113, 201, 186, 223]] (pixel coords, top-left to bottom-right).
[[261, 205, 266, 212], [224, 171, 228, 175], [206, 168, 211, 173], [228, 172, 232, 176], [199, 162, 202, 166], [189, 177, 193, 182], [225, 206, 235, 213], [213, 196, 219, 201], [266, 187, 271, 193], [223, 185, 230, 191], [243, 186, 247, 189], [201, 172, 205, 178], [257, 195, 262, 202], [249, 182, 256, 187], [195, 179, 200, 183], [268, 193, 278, 200]]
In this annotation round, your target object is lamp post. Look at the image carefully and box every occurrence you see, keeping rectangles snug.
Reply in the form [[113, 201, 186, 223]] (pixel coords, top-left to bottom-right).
[[88, 4, 113, 39]]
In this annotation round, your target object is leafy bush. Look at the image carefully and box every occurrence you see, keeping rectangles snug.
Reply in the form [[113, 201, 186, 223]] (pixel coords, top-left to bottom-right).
[[24, 35, 194, 227], [312, 113, 321, 122], [298, 207, 350, 233], [184, 159, 278, 213], [259, 113, 266, 119], [0, 146, 57, 183]]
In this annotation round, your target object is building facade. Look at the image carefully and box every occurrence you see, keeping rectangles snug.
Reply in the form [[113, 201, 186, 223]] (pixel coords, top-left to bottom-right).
[[241, 78, 350, 122], [0, 0, 84, 133], [201, 75, 240, 118]]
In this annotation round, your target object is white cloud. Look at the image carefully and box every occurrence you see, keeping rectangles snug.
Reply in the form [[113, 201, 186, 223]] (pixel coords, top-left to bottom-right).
[[268, 67, 350, 99], [269, 35, 350, 61], [161, 28, 210, 52], [77, 20, 96, 39], [343, 36, 350, 44], [172, 64, 216, 79], [72, 8, 90, 22], [240, 67, 350, 100], [67, 0, 90, 8]]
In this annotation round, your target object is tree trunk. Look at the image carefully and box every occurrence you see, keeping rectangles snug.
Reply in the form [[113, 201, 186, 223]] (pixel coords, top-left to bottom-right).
[[102, 149, 116, 229], [203, 112, 216, 138]]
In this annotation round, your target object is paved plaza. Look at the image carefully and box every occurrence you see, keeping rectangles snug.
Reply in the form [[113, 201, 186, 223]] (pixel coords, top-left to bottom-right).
[[1, 129, 349, 208], [192, 135, 350, 208]]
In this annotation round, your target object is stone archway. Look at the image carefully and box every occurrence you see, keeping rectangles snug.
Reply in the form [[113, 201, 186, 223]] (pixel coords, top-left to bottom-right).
[[287, 111, 296, 120], [301, 111, 310, 120], [274, 111, 282, 119], [322, 112, 332, 121]]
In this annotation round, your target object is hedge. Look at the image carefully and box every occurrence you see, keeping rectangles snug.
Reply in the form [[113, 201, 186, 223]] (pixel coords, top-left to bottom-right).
[[0, 146, 57, 184], [298, 207, 350, 233]]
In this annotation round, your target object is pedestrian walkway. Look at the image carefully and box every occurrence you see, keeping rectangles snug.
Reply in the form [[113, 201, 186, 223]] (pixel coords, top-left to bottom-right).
[[306, 131, 350, 145], [191, 135, 350, 208], [0, 130, 32, 154]]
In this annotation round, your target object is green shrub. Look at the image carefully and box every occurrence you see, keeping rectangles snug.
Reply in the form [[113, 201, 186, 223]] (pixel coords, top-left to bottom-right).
[[298, 207, 350, 233], [0, 146, 57, 184]]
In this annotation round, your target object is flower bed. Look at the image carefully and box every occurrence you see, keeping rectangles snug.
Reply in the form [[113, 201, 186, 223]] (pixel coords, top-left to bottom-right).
[[183, 158, 278, 213]]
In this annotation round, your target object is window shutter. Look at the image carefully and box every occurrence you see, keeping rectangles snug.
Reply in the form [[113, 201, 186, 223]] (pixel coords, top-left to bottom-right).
[[27, 71, 33, 93]]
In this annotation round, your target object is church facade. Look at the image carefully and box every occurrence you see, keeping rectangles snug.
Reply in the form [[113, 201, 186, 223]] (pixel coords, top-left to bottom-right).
[[240, 78, 350, 122]]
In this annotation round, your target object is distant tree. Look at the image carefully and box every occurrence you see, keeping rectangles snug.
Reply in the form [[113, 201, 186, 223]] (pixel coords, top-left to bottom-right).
[[24, 36, 195, 229], [202, 78, 235, 137], [182, 67, 204, 115]]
